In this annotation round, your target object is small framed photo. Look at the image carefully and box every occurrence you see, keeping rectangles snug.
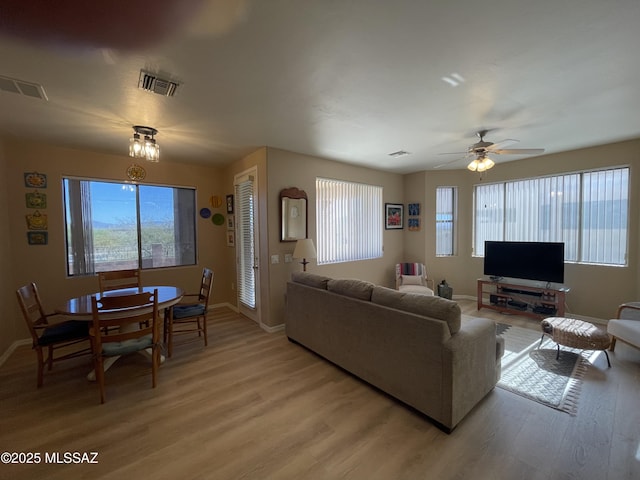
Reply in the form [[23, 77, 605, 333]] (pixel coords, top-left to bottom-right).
[[408, 218, 420, 231], [385, 203, 403, 230], [226, 231, 235, 247], [226, 215, 235, 230], [226, 194, 234, 214], [408, 203, 420, 216]]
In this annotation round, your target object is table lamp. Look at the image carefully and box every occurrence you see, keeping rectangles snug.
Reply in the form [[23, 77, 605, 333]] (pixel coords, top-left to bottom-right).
[[293, 238, 316, 272]]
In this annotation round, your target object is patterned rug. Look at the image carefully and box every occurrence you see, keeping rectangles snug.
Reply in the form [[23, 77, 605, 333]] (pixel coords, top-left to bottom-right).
[[496, 323, 590, 415]]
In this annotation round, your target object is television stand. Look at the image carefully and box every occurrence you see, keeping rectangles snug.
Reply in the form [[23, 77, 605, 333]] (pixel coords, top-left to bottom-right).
[[477, 279, 568, 319]]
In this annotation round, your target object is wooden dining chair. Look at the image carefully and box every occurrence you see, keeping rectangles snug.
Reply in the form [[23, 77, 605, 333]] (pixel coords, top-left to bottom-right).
[[166, 268, 214, 357], [90, 289, 161, 404], [97, 269, 142, 293], [16, 282, 91, 388]]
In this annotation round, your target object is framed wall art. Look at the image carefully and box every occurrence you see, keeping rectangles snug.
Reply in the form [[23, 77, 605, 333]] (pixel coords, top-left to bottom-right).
[[385, 203, 403, 230], [24, 172, 47, 188], [226, 194, 234, 214], [26, 191, 47, 209], [408, 203, 421, 216], [227, 215, 235, 230], [226, 231, 235, 247], [408, 218, 420, 231], [27, 231, 48, 245]]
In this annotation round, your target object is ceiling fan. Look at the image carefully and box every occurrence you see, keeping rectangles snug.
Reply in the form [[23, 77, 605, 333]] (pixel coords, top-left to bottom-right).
[[435, 130, 545, 171]]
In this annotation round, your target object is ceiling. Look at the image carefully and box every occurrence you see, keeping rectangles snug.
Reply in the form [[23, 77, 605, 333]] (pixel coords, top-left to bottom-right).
[[1, 0, 639, 174]]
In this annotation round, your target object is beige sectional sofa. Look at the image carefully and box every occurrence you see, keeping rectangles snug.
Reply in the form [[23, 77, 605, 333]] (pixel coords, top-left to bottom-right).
[[285, 272, 504, 432]]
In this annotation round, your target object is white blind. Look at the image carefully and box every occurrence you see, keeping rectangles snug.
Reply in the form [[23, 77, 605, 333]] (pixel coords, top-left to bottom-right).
[[474, 182, 504, 256], [436, 186, 456, 256], [581, 168, 629, 265], [235, 177, 256, 309], [316, 178, 383, 265], [474, 167, 629, 265]]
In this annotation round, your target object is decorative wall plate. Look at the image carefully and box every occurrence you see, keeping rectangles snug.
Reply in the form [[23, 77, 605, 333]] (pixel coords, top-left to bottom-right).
[[212, 213, 225, 225], [199, 207, 212, 219], [126, 163, 146, 181]]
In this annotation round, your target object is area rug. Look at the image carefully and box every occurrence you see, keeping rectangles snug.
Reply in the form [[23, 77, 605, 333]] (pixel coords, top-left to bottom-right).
[[496, 323, 590, 415]]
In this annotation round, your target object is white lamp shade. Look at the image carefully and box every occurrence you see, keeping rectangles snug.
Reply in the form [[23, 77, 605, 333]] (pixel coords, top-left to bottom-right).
[[293, 238, 317, 259]]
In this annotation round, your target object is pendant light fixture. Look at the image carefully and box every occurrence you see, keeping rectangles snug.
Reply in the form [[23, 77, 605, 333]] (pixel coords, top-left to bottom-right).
[[129, 125, 160, 162]]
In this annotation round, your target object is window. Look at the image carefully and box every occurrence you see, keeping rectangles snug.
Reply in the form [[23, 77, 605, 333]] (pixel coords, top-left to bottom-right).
[[316, 178, 383, 265], [63, 178, 196, 276], [473, 167, 629, 265], [436, 186, 457, 256]]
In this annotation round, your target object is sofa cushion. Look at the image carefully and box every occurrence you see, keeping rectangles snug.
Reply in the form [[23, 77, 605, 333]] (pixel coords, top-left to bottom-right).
[[371, 286, 461, 334], [401, 275, 423, 285], [291, 271, 331, 290], [327, 278, 375, 301]]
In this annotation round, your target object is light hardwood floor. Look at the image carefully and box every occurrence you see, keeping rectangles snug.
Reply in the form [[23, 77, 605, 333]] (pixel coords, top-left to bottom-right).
[[1, 301, 639, 480]]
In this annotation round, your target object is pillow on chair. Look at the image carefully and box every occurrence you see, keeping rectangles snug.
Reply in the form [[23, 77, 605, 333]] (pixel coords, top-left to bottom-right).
[[401, 275, 423, 286], [173, 304, 206, 319]]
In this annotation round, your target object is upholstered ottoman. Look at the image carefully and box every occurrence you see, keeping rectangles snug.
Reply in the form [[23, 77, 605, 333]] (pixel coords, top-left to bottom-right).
[[540, 317, 611, 367]]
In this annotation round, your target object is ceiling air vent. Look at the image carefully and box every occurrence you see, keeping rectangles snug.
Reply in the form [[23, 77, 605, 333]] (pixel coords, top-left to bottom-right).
[[388, 150, 411, 158], [138, 70, 179, 97], [0, 75, 48, 100]]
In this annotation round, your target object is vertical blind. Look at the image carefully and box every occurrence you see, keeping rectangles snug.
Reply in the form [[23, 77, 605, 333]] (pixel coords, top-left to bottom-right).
[[316, 178, 383, 265], [474, 167, 629, 265], [235, 177, 256, 309], [436, 186, 456, 256]]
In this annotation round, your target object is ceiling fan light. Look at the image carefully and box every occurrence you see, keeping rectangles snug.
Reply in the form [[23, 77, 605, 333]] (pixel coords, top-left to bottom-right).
[[484, 157, 495, 169], [467, 159, 478, 171], [145, 137, 160, 162]]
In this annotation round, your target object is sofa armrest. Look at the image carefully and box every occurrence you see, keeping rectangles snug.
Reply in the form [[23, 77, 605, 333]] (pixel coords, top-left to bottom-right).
[[441, 317, 502, 428]]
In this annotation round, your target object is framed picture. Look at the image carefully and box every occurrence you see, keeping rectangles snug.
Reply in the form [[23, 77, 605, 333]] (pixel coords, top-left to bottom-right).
[[227, 215, 235, 230], [226, 194, 234, 214], [24, 172, 47, 188], [27, 231, 48, 245], [408, 203, 420, 216], [385, 203, 403, 229], [408, 218, 420, 231], [226, 231, 235, 247], [26, 191, 47, 209]]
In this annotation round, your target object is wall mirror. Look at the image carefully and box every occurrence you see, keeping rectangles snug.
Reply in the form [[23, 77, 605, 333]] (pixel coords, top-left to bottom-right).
[[280, 187, 308, 242]]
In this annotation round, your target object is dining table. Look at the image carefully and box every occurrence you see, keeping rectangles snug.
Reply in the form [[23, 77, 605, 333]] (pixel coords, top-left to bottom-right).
[[56, 285, 184, 380]]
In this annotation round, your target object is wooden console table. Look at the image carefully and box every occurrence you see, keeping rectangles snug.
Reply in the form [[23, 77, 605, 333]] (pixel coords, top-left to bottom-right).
[[477, 279, 568, 319]]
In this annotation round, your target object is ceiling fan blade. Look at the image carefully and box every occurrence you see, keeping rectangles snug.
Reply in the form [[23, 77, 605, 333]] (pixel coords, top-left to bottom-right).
[[493, 148, 545, 155], [437, 151, 468, 155], [485, 139, 518, 151]]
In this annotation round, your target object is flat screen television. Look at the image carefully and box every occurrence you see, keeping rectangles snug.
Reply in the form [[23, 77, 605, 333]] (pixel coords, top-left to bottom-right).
[[484, 241, 565, 283]]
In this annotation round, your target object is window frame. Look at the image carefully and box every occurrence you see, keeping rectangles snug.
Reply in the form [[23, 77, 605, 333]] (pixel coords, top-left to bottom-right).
[[435, 186, 458, 257], [315, 177, 383, 265], [62, 176, 197, 276], [472, 166, 630, 266]]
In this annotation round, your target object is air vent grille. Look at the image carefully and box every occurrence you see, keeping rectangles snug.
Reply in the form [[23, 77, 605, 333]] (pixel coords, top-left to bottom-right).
[[138, 70, 179, 97], [0, 75, 48, 100], [388, 150, 410, 158]]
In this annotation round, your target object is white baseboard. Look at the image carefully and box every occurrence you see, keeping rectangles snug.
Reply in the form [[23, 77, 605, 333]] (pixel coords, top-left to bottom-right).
[[210, 302, 238, 312], [260, 323, 285, 333], [0, 339, 31, 369]]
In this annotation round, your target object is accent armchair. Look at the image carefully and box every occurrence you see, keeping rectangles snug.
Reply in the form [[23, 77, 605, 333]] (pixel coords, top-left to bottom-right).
[[395, 263, 434, 296], [608, 302, 640, 352]]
